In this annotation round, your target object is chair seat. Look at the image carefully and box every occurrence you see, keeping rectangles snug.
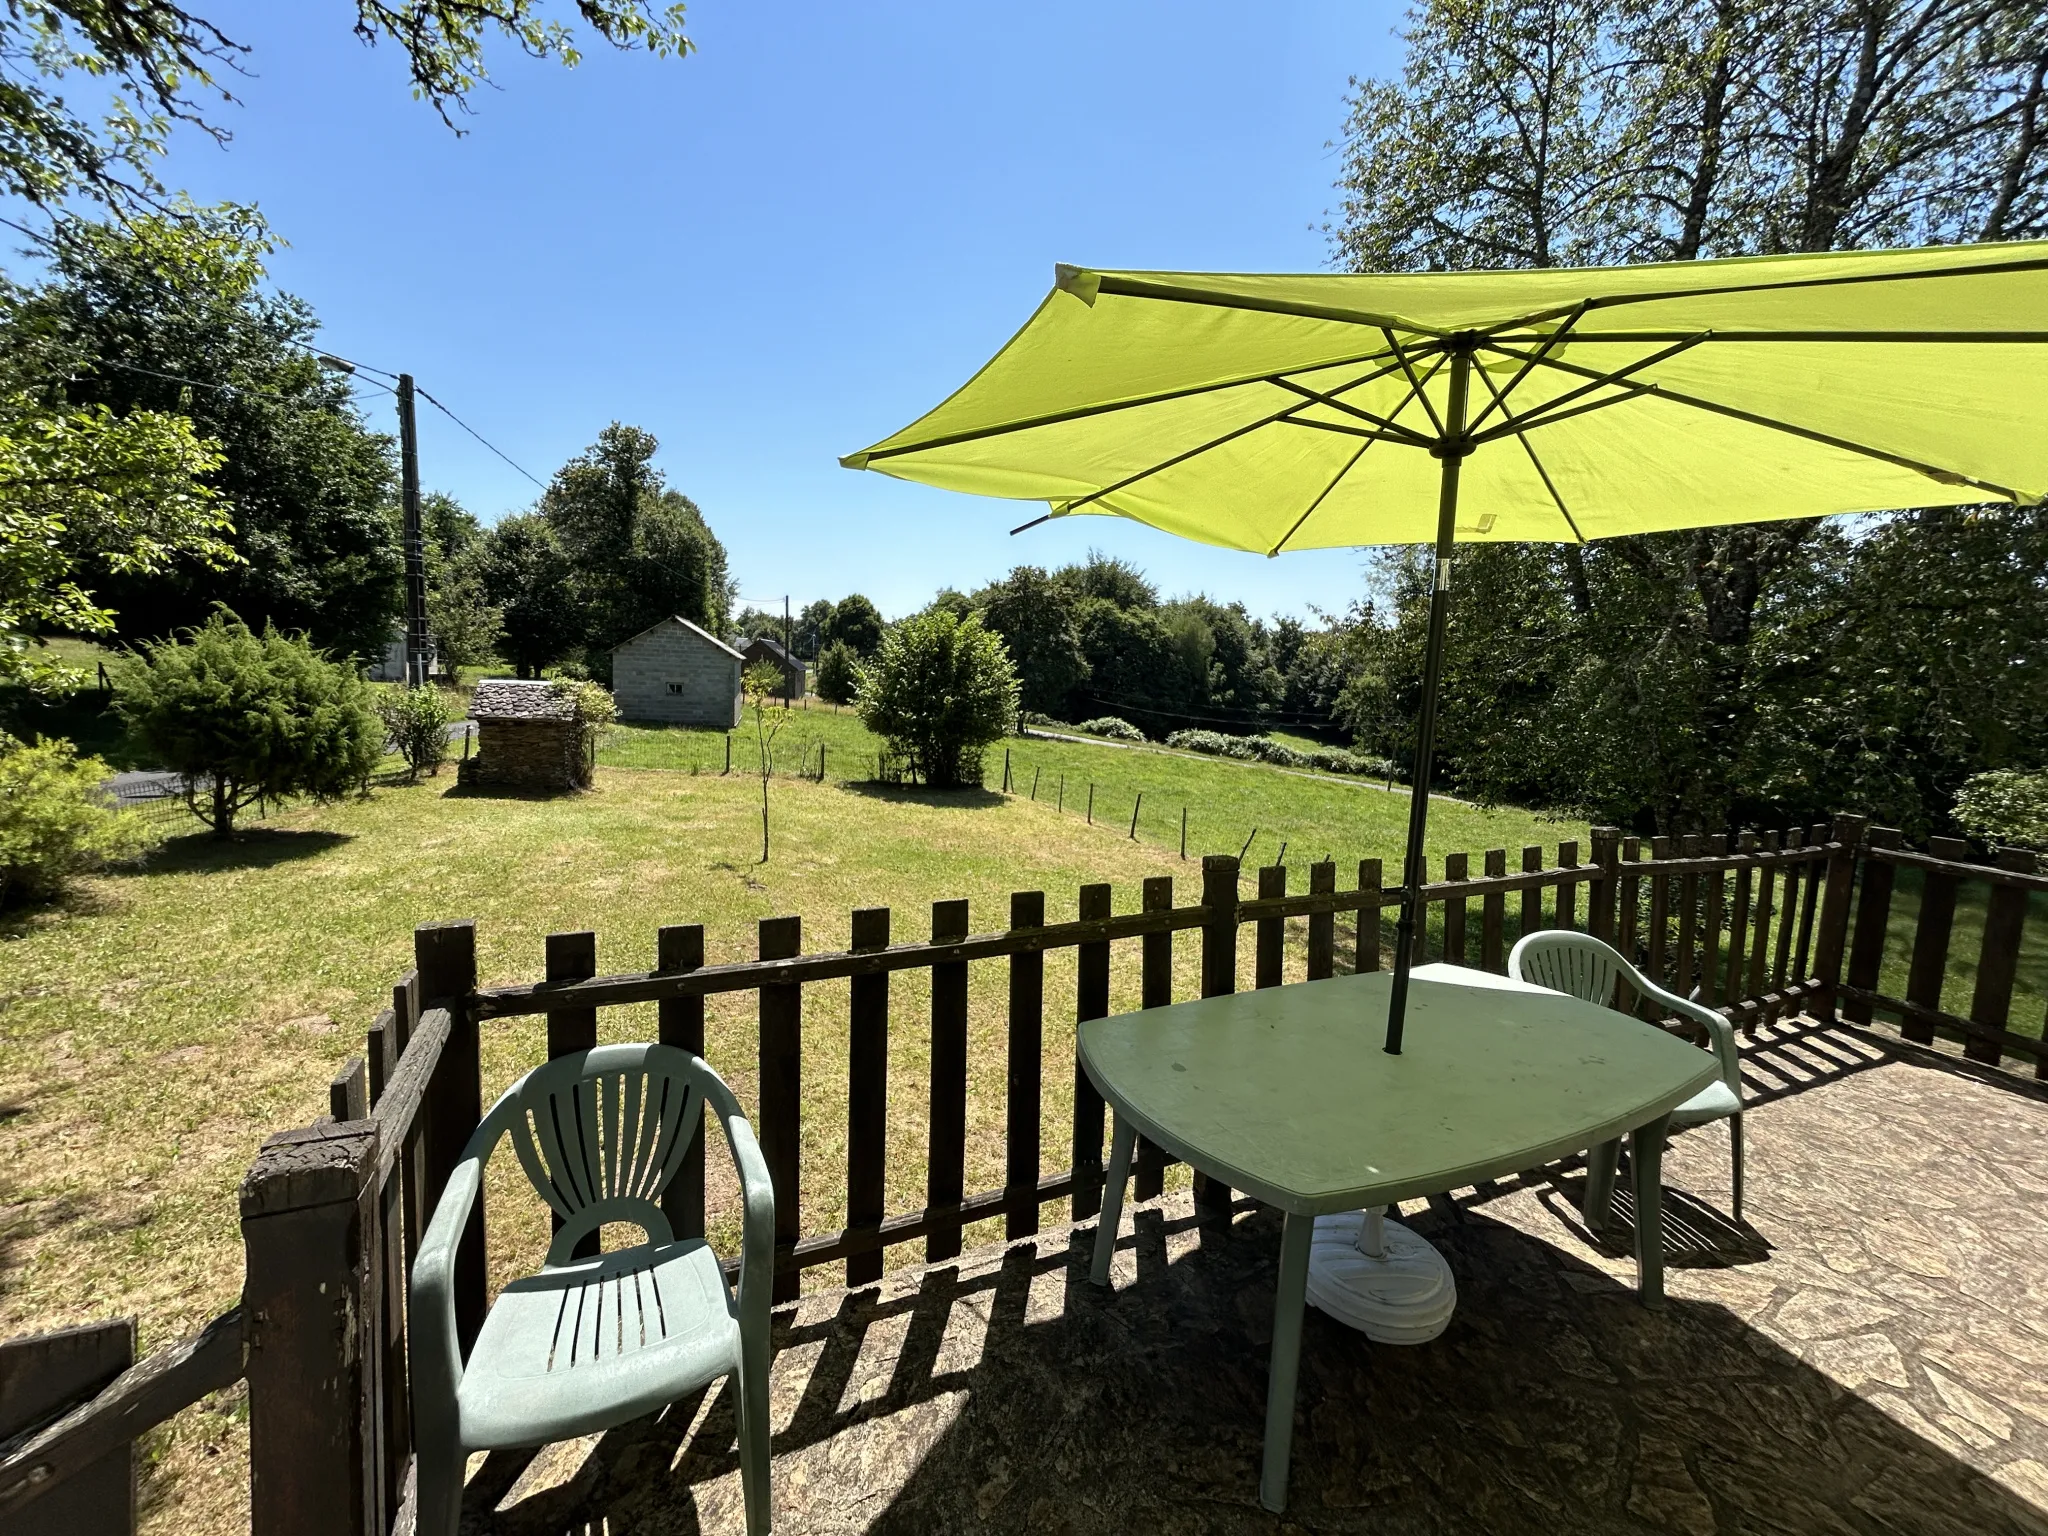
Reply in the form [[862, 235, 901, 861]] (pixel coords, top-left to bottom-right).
[[1670, 1077, 1742, 1127], [458, 1237, 739, 1449]]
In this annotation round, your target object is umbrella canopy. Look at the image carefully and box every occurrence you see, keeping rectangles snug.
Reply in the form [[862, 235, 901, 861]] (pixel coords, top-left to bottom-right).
[[843, 242, 2048, 1048]]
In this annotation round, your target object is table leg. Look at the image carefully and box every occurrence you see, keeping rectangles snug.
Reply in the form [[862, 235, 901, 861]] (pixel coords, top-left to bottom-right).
[[1630, 1114, 1671, 1308], [1089, 1113, 1137, 1288], [1583, 1138, 1620, 1231], [1258, 1210, 1313, 1514]]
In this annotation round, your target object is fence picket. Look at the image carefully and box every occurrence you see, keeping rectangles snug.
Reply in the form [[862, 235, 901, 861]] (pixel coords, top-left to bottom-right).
[[1307, 861, 1337, 980], [1843, 827, 1902, 1026], [1521, 845, 1543, 938], [1359, 859, 1384, 972], [1701, 836, 1728, 1008], [1135, 877, 1172, 1200], [1006, 892, 1046, 1240], [1555, 840, 1580, 932], [1966, 848, 2035, 1067], [1442, 852, 1468, 967], [847, 908, 890, 1284], [1194, 857, 1239, 1213], [1676, 835, 1701, 997], [926, 899, 971, 1262], [759, 915, 803, 1302], [1903, 836, 1965, 1045], [1724, 834, 1756, 1012], [1257, 864, 1287, 988], [1648, 836, 1672, 985], [1072, 884, 1111, 1220], [656, 925, 707, 1241], [1618, 837, 1642, 964], [1481, 848, 1506, 972]]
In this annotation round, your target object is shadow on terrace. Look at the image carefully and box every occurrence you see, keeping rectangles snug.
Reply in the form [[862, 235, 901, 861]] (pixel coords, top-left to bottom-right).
[[463, 1015, 2048, 1536]]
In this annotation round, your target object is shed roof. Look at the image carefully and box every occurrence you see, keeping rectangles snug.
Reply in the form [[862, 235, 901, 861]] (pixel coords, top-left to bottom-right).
[[613, 615, 744, 660], [742, 635, 796, 663], [470, 679, 579, 721]]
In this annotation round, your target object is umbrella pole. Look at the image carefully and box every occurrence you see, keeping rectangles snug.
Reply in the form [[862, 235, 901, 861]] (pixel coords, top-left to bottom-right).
[[1384, 346, 1473, 1053]]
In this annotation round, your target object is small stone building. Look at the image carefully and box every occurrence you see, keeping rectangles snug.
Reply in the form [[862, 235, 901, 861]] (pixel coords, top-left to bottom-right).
[[738, 635, 804, 700], [611, 617, 743, 726], [460, 679, 588, 791]]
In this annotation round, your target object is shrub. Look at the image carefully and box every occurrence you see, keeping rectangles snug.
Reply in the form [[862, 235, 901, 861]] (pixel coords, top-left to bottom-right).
[[1163, 729, 1401, 780], [814, 640, 861, 705], [112, 612, 383, 838], [1953, 769, 2048, 849], [1076, 716, 1145, 742], [375, 685, 452, 781], [555, 678, 616, 784], [0, 733, 152, 905], [857, 609, 1019, 788]]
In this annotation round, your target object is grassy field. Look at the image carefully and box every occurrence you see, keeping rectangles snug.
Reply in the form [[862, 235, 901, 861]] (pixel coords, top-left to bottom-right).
[[607, 707, 1576, 876], [0, 751, 1583, 1533]]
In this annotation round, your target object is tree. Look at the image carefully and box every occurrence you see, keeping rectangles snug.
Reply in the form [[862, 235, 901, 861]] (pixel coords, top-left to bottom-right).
[[814, 640, 862, 705], [7, 206, 403, 660], [376, 684, 453, 781], [972, 566, 1089, 718], [0, 2, 695, 230], [826, 594, 886, 657], [475, 513, 578, 676], [0, 388, 233, 689], [858, 610, 1019, 789], [797, 599, 835, 659], [113, 612, 383, 837], [1055, 551, 1158, 610], [1329, 0, 2048, 832], [536, 423, 732, 676], [742, 660, 791, 860]]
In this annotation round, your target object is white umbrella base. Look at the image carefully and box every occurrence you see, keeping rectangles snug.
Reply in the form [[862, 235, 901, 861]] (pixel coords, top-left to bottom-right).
[[1305, 1208, 1456, 1345]]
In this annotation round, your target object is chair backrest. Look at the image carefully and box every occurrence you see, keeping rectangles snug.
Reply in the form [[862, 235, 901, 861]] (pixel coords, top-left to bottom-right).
[[485, 1042, 713, 1265], [1510, 930, 1632, 1010]]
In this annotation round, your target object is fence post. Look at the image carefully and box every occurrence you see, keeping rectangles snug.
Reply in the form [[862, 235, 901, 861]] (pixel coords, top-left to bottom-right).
[[1902, 837, 1967, 1046], [1965, 847, 2036, 1067], [414, 920, 482, 1354], [846, 908, 890, 1284], [1811, 814, 1867, 1021], [1588, 827, 1620, 943], [1842, 825, 1900, 1025], [1005, 892, 1046, 1240], [927, 899, 972, 1262], [1195, 856, 1238, 1215], [241, 1122, 378, 1536], [1135, 877, 1172, 1199], [657, 925, 707, 1240], [1072, 884, 1112, 1220], [758, 915, 803, 1304]]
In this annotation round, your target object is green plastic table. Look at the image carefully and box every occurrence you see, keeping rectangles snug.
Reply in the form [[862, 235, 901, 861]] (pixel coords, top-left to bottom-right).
[[1080, 969, 1719, 1513]]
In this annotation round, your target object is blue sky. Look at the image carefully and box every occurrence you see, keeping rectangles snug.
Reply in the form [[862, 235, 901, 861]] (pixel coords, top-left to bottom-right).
[[147, 1, 1403, 620]]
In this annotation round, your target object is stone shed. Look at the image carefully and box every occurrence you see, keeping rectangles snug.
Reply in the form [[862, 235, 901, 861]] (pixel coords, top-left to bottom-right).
[[612, 617, 744, 726], [459, 679, 589, 791], [738, 635, 804, 700]]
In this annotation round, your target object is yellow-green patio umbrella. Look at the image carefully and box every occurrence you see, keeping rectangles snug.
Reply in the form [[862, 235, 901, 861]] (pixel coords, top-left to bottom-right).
[[842, 242, 2048, 1049]]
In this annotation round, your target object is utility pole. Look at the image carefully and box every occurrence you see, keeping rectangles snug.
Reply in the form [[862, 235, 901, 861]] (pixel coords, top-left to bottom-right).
[[784, 595, 793, 706], [396, 374, 430, 688]]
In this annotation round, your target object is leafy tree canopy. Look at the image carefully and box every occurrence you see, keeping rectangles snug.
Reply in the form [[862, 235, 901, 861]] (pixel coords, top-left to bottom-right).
[[473, 512, 577, 678], [858, 609, 1019, 789], [825, 593, 885, 657]]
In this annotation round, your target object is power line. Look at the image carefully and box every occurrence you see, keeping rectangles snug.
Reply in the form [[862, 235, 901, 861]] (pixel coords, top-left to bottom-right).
[[413, 384, 546, 490], [83, 355, 397, 402]]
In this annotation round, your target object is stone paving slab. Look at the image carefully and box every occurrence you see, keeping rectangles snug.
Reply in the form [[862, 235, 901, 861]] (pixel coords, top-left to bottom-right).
[[457, 1018, 2048, 1535]]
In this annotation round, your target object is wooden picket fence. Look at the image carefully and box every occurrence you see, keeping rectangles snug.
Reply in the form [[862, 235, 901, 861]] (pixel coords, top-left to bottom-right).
[[10, 812, 2048, 1534]]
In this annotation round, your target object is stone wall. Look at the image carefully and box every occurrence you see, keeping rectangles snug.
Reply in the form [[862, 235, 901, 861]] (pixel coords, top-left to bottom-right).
[[615, 621, 743, 726], [459, 717, 586, 791]]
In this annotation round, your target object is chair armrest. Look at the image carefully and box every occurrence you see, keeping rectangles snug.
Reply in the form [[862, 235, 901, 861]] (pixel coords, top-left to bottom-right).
[[714, 1107, 777, 1326], [1636, 976, 1742, 1095], [410, 1156, 484, 1419]]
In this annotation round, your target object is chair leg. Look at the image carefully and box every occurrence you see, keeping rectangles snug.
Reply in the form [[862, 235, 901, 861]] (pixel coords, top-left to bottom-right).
[[737, 1337, 774, 1536], [1730, 1114, 1744, 1222], [414, 1436, 465, 1536]]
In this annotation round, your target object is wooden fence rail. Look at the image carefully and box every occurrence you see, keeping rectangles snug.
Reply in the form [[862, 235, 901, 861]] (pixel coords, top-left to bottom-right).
[[16, 812, 2048, 1535]]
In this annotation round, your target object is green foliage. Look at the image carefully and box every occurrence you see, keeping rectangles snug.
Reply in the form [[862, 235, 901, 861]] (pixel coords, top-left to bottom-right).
[[1056, 550, 1158, 610], [513, 423, 731, 679], [0, 386, 233, 690], [1953, 770, 2048, 849], [0, 732, 151, 906], [741, 661, 789, 859], [825, 594, 885, 657], [0, 2, 694, 227], [6, 206, 403, 659], [1076, 716, 1145, 742], [375, 684, 452, 781], [814, 641, 862, 705], [972, 566, 1089, 718], [857, 610, 1019, 789], [475, 514, 577, 676], [112, 612, 383, 838], [553, 677, 616, 786], [1165, 728, 1397, 779]]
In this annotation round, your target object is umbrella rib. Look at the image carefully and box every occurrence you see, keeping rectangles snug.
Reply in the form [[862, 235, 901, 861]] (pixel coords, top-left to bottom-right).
[[1055, 354, 1436, 516], [1265, 353, 1448, 556], [1464, 303, 1589, 437], [1472, 363, 1586, 543], [1490, 328, 2048, 344], [1470, 333, 1713, 443], [1474, 250, 2048, 334], [853, 341, 1412, 465], [1267, 377, 1439, 448], [1087, 272, 1450, 337], [1474, 337, 2025, 501], [1382, 328, 1448, 437]]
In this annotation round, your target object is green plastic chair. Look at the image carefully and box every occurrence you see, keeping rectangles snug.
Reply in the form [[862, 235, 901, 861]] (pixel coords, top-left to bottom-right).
[[410, 1044, 775, 1536], [1509, 931, 1746, 1224]]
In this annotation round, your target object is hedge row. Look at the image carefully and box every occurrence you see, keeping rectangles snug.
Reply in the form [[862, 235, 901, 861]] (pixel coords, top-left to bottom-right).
[[1163, 729, 1399, 780]]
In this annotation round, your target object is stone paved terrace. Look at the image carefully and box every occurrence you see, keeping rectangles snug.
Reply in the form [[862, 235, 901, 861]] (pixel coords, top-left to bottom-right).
[[456, 1015, 2048, 1535]]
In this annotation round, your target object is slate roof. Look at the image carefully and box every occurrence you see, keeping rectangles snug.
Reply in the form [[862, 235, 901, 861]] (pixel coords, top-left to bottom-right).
[[741, 635, 796, 664], [469, 679, 579, 721]]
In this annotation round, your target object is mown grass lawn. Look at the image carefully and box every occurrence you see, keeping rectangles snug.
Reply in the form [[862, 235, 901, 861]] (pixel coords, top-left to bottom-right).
[[0, 746, 1585, 1534]]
